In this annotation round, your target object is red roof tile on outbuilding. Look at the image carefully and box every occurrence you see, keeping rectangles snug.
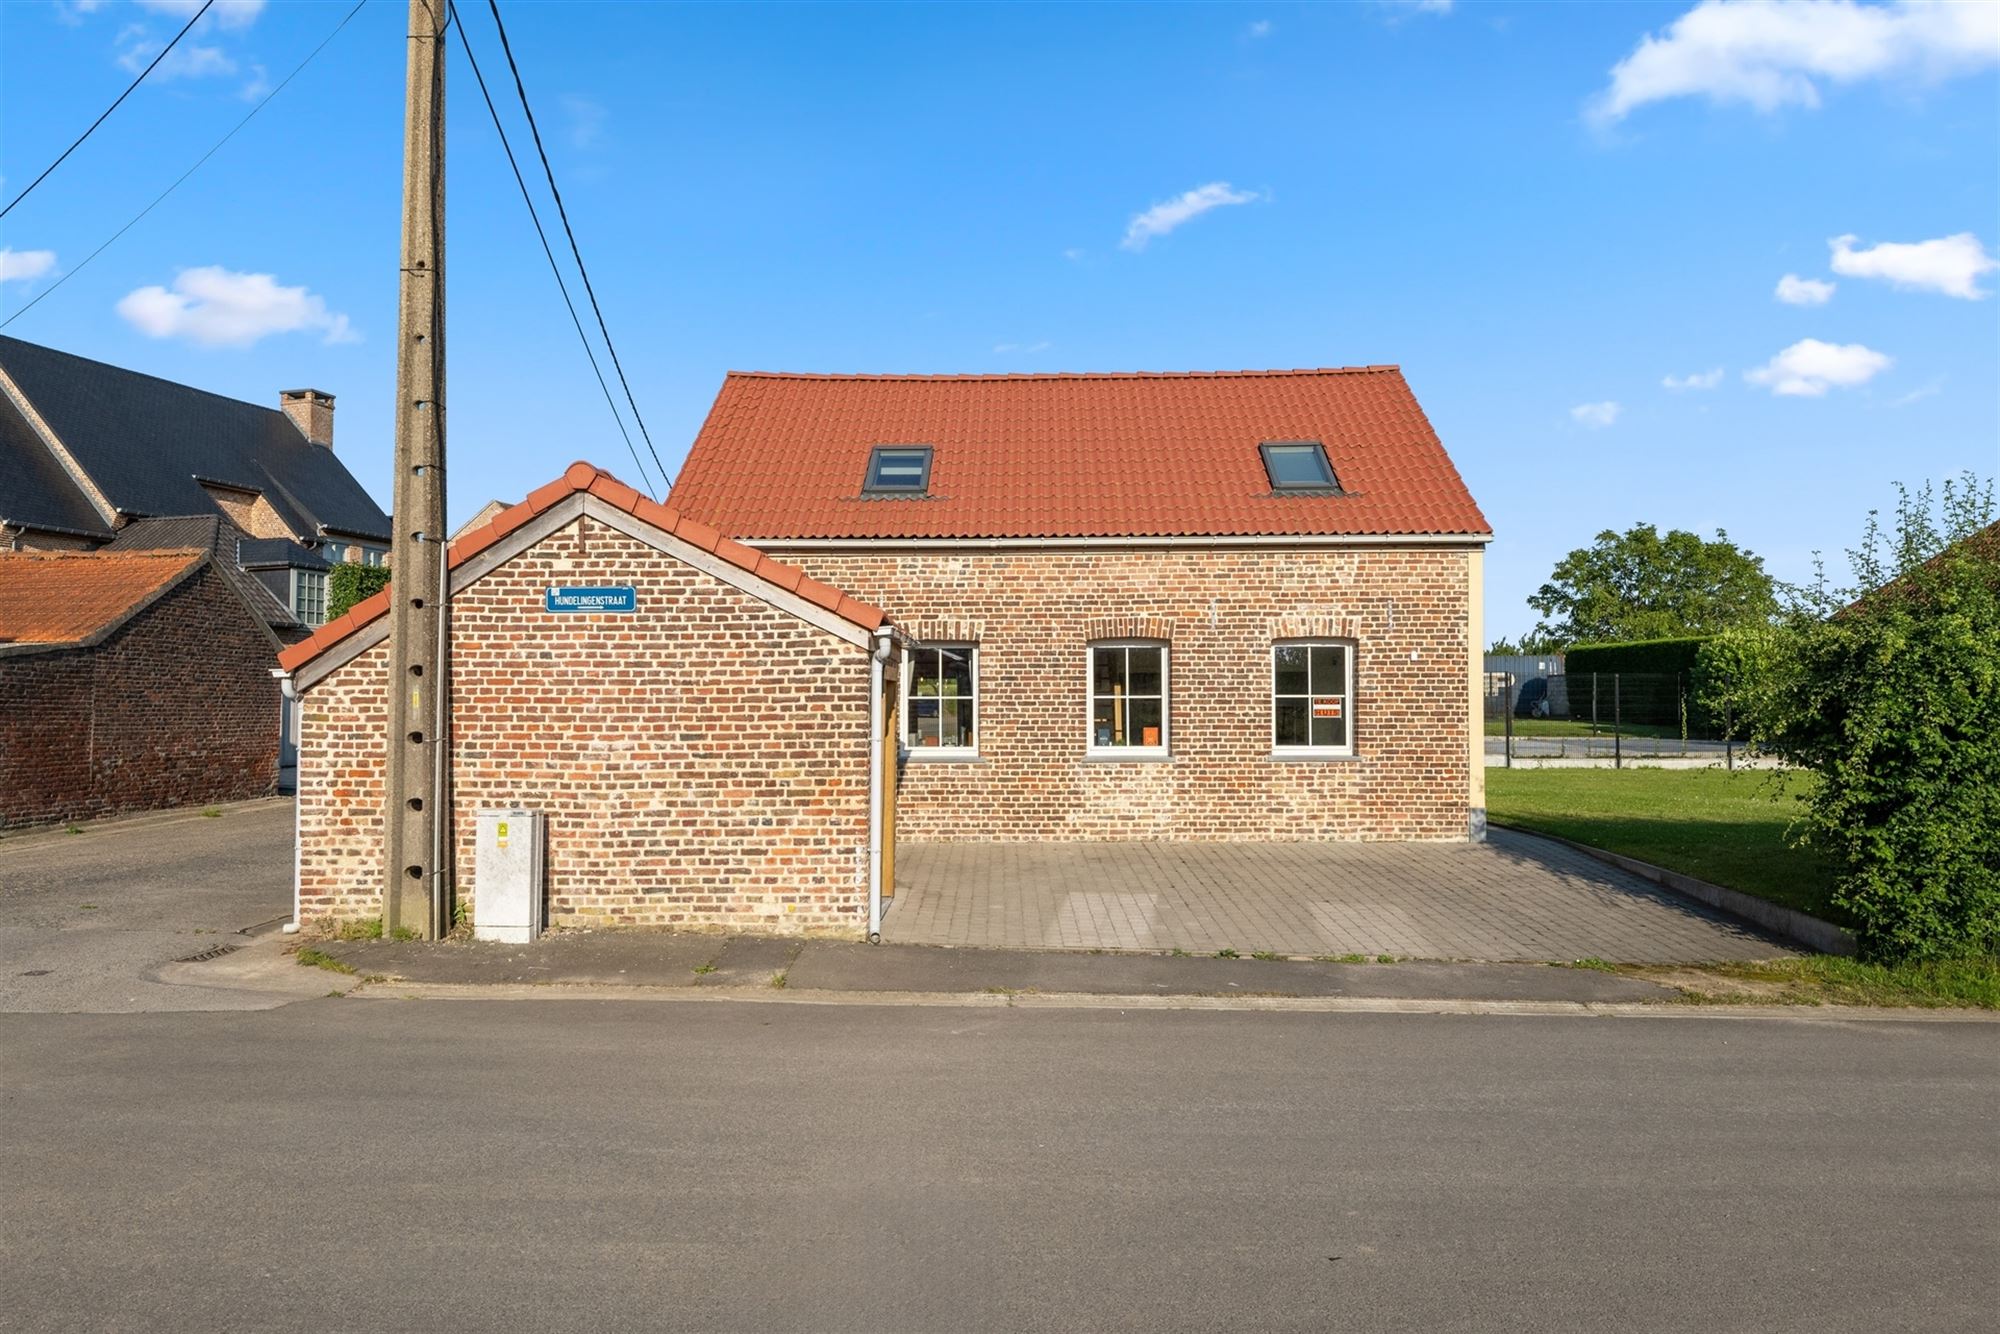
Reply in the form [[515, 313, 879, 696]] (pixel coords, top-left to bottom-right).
[[666, 367, 1490, 540], [0, 548, 204, 647], [275, 462, 888, 675]]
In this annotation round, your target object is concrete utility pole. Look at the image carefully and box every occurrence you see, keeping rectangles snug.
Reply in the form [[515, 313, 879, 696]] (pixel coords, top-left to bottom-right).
[[384, 0, 448, 938]]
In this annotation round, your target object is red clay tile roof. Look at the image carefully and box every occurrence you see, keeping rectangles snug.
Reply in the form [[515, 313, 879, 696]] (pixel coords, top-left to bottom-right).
[[0, 548, 204, 647], [276, 462, 887, 675], [665, 368, 1490, 540]]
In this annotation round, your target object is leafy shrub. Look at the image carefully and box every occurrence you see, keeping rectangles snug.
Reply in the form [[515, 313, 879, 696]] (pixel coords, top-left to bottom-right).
[[1750, 476, 1998, 962], [327, 562, 391, 620], [1692, 627, 1781, 740]]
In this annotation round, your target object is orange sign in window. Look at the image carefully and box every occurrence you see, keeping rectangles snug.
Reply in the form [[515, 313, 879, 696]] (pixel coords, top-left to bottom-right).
[[1313, 699, 1343, 719]]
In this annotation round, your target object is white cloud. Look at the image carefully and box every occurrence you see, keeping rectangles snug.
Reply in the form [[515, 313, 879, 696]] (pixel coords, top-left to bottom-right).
[[0, 249, 58, 284], [117, 33, 237, 79], [1829, 231, 1998, 298], [1589, 0, 2000, 125], [1775, 273, 1837, 305], [993, 341, 1052, 355], [138, 0, 266, 29], [116, 266, 358, 348], [1061, 248, 1085, 262], [1247, 20, 1273, 38], [1383, 0, 1455, 14], [1120, 182, 1262, 251], [1663, 367, 1725, 390], [1570, 401, 1623, 428], [1744, 337, 1891, 395]]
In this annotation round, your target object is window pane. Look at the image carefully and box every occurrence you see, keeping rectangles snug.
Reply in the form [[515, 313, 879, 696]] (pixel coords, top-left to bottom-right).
[[1092, 647, 1122, 695], [867, 447, 932, 491], [1091, 696, 1120, 747], [1311, 711, 1348, 748], [1274, 645, 1309, 695], [1274, 698, 1309, 747], [939, 699, 975, 748], [940, 647, 973, 699], [1128, 647, 1162, 695], [1264, 443, 1334, 488], [908, 698, 939, 746], [1127, 697, 1163, 747], [1311, 645, 1345, 693]]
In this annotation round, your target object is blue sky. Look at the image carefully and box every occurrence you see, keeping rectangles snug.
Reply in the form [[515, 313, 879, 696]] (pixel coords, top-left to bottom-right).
[[2, 0, 1995, 640]]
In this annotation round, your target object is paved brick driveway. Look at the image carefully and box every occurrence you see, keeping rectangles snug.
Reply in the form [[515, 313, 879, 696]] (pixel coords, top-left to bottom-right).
[[886, 830, 1787, 963]]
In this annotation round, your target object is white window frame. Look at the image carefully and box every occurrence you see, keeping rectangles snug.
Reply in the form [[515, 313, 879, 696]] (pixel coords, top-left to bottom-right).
[[1271, 639, 1355, 758], [902, 642, 979, 760], [288, 568, 328, 626], [1086, 641, 1170, 759]]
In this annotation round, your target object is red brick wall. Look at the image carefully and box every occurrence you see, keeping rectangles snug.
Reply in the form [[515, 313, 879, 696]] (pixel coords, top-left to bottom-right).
[[778, 546, 1476, 841], [0, 565, 280, 829], [295, 515, 874, 932]]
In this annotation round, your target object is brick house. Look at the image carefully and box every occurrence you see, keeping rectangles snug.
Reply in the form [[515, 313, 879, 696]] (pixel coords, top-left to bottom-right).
[[279, 365, 1487, 938], [0, 336, 390, 626], [668, 367, 1492, 845], [0, 549, 285, 829], [275, 465, 896, 934]]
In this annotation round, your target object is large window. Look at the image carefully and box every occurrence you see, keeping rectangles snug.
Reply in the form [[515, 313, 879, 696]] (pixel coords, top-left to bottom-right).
[[1273, 641, 1353, 755], [1089, 643, 1168, 756], [292, 569, 328, 627], [905, 643, 977, 756]]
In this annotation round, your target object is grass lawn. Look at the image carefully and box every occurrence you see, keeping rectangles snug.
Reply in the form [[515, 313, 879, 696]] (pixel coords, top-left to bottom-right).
[[1484, 766, 1844, 924], [1483, 718, 1681, 739]]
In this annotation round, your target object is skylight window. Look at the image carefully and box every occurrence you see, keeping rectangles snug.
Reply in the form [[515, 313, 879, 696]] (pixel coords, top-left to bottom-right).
[[1259, 441, 1339, 493], [863, 445, 934, 495]]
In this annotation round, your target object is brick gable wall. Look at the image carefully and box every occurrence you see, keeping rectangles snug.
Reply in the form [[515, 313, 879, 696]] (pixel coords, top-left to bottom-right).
[[295, 515, 874, 931], [779, 546, 1476, 842], [0, 564, 279, 829]]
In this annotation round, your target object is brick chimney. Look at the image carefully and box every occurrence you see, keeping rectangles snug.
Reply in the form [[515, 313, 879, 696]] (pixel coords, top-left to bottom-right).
[[280, 388, 335, 447]]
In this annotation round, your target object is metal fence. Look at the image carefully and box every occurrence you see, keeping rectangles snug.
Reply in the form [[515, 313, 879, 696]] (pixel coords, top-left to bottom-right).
[[1482, 670, 1746, 766]]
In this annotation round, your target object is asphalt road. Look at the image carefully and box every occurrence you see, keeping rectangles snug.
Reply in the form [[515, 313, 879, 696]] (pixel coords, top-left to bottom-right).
[[0, 800, 295, 1012], [3, 999, 1994, 1333]]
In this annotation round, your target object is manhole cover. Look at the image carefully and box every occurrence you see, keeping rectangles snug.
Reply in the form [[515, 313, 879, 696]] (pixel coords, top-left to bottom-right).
[[175, 943, 242, 964]]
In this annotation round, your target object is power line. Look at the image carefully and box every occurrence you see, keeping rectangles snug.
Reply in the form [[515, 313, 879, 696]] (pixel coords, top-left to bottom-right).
[[1, 0, 218, 220], [481, 0, 672, 491], [1, 0, 371, 332], [447, 3, 659, 499]]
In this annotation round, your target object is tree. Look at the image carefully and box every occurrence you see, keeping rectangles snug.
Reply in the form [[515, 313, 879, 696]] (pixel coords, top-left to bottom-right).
[[1527, 524, 1778, 647], [1747, 474, 1998, 962], [1487, 633, 1560, 656]]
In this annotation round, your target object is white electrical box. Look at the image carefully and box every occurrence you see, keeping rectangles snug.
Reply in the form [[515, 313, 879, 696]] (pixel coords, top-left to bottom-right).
[[474, 808, 545, 944]]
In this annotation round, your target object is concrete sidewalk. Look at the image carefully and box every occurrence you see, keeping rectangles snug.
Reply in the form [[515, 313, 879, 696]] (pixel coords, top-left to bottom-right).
[[313, 931, 1678, 1005]]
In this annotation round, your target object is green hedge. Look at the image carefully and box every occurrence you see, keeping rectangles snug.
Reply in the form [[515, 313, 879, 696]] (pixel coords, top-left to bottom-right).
[[1564, 636, 1710, 677], [327, 562, 391, 620]]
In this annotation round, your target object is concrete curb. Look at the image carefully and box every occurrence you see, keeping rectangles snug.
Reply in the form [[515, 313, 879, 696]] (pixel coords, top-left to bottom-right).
[[340, 980, 1997, 1022], [1493, 823, 1857, 957]]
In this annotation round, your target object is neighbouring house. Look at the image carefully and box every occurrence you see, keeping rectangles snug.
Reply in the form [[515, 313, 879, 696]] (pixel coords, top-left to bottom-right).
[[275, 364, 1490, 939], [276, 464, 895, 933], [0, 335, 390, 627], [0, 336, 393, 789], [0, 548, 285, 829], [669, 367, 1491, 844]]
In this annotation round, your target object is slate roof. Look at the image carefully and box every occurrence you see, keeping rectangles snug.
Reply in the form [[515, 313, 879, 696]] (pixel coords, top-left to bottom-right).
[[277, 463, 887, 674], [666, 368, 1491, 541], [106, 515, 301, 631], [0, 549, 204, 647], [0, 391, 109, 537], [0, 336, 389, 541]]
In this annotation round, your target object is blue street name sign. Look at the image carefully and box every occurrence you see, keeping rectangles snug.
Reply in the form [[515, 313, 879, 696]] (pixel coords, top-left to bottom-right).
[[544, 585, 637, 614]]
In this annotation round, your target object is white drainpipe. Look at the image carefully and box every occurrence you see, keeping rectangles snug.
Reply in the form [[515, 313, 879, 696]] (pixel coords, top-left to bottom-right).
[[867, 625, 892, 944], [272, 668, 302, 934]]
